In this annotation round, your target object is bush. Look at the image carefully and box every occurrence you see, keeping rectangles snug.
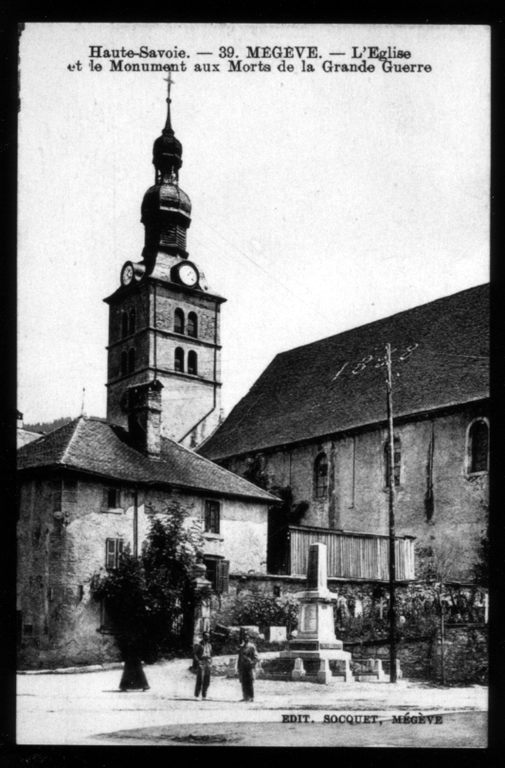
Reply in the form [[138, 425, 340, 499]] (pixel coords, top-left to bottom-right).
[[225, 593, 299, 634]]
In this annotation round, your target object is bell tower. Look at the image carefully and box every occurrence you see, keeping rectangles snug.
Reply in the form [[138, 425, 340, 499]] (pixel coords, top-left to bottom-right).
[[104, 78, 225, 449]]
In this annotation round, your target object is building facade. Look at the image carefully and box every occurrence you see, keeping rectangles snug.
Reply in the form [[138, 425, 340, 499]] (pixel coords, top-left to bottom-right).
[[201, 284, 489, 582]]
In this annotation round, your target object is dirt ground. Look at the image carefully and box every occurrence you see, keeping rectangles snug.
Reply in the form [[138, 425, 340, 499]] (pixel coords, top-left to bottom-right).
[[17, 658, 488, 748]]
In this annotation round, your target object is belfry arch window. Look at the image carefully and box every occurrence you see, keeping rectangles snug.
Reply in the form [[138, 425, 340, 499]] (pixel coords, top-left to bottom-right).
[[120, 351, 128, 376], [187, 312, 198, 338], [467, 419, 489, 474], [121, 312, 128, 339], [174, 308, 185, 335], [384, 436, 401, 487], [175, 347, 184, 372], [314, 452, 328, 498], [128, 308, 136, 335], [188, 350, 198, 375], [128, 348, 135, 373]]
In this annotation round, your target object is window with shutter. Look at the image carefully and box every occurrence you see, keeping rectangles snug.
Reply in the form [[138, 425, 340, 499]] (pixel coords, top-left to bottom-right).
[[105, 538, 124, 569], [216, 559, 230, 594]]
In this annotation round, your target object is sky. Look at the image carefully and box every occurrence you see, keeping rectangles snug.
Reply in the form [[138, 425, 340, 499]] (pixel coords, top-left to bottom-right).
[[18, 23, 489, 425]]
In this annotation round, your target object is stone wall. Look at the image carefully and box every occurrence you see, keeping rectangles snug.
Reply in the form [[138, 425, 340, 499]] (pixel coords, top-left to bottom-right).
[[223, 402, 488, 580], [214, 574, 488, 684]]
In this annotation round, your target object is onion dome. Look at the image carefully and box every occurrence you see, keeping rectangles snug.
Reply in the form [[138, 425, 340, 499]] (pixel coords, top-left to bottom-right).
[[141, 177, 192, 224]]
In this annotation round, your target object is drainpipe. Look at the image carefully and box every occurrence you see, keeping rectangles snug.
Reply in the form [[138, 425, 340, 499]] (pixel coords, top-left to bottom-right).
[[179, 302, 218, 444], [133, 487, 139, 558]]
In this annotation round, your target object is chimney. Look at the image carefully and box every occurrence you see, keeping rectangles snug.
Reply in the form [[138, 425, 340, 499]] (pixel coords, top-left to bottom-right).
[[126, 380, 164, 458]]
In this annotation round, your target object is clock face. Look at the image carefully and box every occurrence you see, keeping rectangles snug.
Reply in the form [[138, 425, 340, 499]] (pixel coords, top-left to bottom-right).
[[178, 262, 198, 287], [121, 263, 134, 286]]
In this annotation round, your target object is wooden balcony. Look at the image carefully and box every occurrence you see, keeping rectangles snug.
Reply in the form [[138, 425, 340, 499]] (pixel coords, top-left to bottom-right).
[[281, 525, 415, 581]]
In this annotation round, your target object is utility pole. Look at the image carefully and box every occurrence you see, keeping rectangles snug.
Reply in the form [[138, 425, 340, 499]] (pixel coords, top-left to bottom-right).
[[385, 343, 397, 683]]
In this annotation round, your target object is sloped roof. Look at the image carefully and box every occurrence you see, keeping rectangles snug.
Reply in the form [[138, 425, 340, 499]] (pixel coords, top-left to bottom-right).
[[200, 284, 489, 460], [17, 417, 276, 503]]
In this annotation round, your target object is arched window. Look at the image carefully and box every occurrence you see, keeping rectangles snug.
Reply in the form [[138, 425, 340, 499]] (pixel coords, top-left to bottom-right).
[[128, 348, 135, 373], [174, 308, 185, 334], [121, 312, 128, 339], [175, 347, 184, 372], [314, 452, 328, 498], [128, 308, 136, 335], [187, 312, 198, 338], [120, 351, 128, 376], [384, 436, 401, 487], [467, 419, 489, 474], [188, 350, 198, 375]]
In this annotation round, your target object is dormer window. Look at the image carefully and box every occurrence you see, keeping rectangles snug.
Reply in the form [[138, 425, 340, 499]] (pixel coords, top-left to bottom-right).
[[175, 347, 184, 372], [187, 312, 198, 338], [174, 308, 185, 334], [188, 350, 198, 375]]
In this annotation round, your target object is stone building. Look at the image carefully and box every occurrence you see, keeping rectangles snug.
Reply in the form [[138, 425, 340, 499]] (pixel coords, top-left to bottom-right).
[[200, 284, 489, 582], [16, 84, 277, 668], [17, 415, 274, 668]]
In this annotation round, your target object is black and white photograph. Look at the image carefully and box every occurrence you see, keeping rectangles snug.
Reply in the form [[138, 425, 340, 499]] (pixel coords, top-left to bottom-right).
[[16, 22, 489, 748]]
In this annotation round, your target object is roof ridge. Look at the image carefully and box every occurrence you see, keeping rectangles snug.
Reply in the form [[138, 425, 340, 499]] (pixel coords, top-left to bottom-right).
[[60, 416, 87, 464], [276, 283, 489, 359], [163, 435, 277, 500]]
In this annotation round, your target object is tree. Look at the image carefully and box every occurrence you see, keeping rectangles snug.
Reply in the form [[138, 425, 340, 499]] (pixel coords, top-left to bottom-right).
[[91, 500, 207, 662]]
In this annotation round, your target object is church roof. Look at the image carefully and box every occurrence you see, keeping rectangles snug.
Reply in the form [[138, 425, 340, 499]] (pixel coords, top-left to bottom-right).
[[17, 417, 277, 503], [200, 284, 489, 460]]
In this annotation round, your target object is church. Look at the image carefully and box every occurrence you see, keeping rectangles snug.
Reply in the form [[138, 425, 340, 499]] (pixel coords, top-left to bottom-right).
[[200, 284, 489, 583], [17, 81, 488, 670]]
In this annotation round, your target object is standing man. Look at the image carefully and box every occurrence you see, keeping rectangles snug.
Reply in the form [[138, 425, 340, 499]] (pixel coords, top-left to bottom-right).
[[193, 631, 212, 700], [238, 631, 259, 702]]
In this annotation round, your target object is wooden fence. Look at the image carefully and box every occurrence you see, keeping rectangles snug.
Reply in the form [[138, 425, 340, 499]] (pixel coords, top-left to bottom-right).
[[287, 525, 415, 581]]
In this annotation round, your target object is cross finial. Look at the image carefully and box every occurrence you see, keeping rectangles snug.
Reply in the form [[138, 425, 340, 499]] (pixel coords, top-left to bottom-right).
[[162, 73, 175, 132], [164, 72, 175, 100]]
